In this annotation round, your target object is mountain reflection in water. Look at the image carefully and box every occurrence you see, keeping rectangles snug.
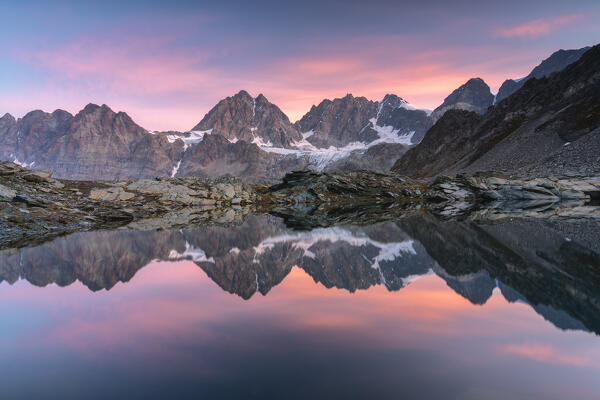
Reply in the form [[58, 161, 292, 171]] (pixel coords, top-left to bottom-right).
[[0, 215, 599, 399]]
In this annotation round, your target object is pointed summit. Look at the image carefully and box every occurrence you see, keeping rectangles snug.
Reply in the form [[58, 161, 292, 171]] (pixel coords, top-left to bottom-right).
[[233, 89, 252, 99], [81, 103, 102, 114], [1, 113, 16, 124], [295, 94, 379, 148], [496, 46, 589, 103], [430, 78, 494, 122], [191, 91, 301, 148]]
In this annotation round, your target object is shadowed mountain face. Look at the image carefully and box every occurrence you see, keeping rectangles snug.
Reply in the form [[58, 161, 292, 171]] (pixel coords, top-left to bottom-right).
[[496, 47, 590, 104], [430, 78, 494, 123], [2, 214, 599, 334], [393, 44, 600, 178]]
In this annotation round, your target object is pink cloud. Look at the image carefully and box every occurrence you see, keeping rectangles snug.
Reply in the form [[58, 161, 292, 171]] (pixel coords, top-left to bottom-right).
[[497, 14, 584, 38], [261, 45, 514, 121], [7, 30, 556, 131], [502, 343, 594, 367], [22, 38, 217, 96]]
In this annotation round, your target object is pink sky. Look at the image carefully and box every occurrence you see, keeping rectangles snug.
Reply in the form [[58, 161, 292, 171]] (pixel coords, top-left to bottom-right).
[[1, 2, 598, 131]]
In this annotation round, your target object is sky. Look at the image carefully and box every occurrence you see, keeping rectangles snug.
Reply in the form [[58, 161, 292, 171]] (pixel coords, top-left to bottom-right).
[[0, 0, 598, 131]]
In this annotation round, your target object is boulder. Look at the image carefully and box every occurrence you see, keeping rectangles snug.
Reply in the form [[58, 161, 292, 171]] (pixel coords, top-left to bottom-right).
[[89, 187, 135, 201], [22, 170, 52, 183], [0, 184, 16, 200]]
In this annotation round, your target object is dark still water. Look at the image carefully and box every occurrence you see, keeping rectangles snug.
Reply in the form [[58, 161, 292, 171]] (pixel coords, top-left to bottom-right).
[[1, 214, 599, 399]]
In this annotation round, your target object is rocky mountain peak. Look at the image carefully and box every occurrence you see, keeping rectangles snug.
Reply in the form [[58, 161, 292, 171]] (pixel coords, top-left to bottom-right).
[[51, 109, 73, 120], [430, 77, 493, 122], [295, 92, 432, 148], [81, 103, 103, 114], [235, 89, 252, 98], [496, 46, 589, 104], [379, 94, 407, 109], [255, 93, 268, 102], [1, 113, 16, 123], [22, 109, 49, 120], [375, 94, 432, 144], [294, 94, 379, 148], [192, 90, 301, 148], [73, 104, 141, 134]]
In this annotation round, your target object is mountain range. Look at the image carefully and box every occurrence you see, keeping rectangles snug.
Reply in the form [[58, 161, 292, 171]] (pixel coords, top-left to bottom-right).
[[0, 45, 595, 182]]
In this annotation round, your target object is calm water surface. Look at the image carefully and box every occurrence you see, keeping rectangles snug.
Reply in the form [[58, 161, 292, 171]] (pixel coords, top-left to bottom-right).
[[0, 215, 599, 399]]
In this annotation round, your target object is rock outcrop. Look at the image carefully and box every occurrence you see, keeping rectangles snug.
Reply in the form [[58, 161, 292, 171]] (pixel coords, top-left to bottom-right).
[[2, 160, 598, 250], [265, 170, 427, 205], [0, 161, 259, 250]]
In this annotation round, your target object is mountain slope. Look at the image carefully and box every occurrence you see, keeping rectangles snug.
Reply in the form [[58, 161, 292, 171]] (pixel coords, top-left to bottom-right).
[[392, 45, 600, 178], [175, 134, 311, 182], [496, 47, 590, 103]]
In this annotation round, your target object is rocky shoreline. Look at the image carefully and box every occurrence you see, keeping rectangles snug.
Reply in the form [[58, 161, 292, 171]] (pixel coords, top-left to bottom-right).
[[1, 161, 599, 250]]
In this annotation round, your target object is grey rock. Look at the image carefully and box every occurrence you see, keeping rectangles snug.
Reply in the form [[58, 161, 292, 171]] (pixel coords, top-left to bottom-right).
[[0, 184, 16, 200]]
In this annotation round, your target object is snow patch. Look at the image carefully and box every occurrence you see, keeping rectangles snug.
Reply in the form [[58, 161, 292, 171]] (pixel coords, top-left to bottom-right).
[[169, 242, 215, 263], [171, 160, 182, 177], [251, 135, 274, 148], [255, 132, 370, 170], [166, 130, 210, 150], [399, 101, 418, 111], [401, 269, 434, 286], [254, 122, 412, 170], [369, 118, 414, 146], [251, 227, 416, 274], [10, 154, 34, 168]]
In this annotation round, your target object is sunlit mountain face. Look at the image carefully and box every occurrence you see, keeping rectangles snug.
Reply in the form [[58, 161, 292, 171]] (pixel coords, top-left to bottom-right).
[[1, 214, 599, 399]]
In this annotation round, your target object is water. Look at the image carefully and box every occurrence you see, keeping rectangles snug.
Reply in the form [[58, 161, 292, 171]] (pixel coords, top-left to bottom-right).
[[1, 214, 599, 399]]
